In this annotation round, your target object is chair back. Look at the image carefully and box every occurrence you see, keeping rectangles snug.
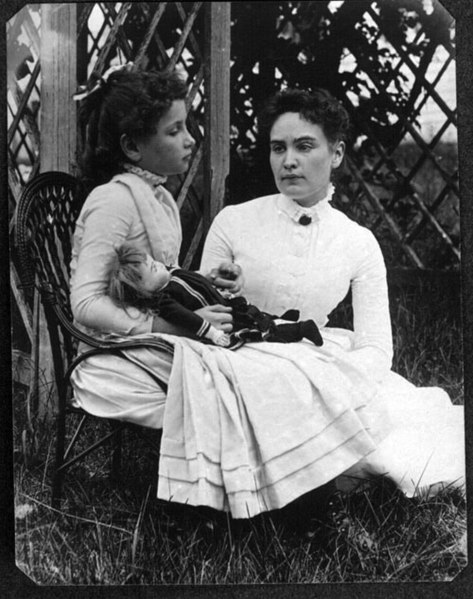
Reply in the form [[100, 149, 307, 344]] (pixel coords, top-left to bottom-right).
[[15, 172, 85, 383]]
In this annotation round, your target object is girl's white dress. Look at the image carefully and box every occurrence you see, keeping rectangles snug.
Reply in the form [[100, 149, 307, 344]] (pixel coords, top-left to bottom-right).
[[70, 173, 464, 518]]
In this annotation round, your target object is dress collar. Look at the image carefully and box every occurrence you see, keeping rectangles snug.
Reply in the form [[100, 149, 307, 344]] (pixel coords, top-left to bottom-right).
[[123, 163, 168, 189], [277, 183, 335, 224]]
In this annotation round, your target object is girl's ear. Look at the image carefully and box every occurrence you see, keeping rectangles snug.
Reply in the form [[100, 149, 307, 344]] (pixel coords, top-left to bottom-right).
[[120, 133, 141, 163]]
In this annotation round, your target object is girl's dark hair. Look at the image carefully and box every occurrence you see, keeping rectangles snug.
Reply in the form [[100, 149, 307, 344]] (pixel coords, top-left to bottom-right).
[[258, 88, 350, 147], [78, 67, 188, 191]]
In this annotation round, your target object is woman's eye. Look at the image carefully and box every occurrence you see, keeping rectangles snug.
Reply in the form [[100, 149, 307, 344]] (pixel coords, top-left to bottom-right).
[[298, 143, 313, 152], [271, 145, 285, 154]]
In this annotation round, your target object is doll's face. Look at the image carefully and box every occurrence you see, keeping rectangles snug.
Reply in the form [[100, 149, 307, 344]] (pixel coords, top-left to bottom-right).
[[135, 254, 171, 296]]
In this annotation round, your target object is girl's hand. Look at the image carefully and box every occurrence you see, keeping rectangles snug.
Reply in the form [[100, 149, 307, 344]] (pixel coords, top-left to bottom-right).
[[195, 304, 233, 333], [207, 262, 243, 295]]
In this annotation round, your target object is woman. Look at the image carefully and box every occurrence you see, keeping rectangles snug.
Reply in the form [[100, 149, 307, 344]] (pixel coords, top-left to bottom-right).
[[200, 88, 465, 500]]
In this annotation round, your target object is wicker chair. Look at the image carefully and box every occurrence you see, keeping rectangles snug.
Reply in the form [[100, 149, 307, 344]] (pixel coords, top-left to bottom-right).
[[15, 171, 173, 508]]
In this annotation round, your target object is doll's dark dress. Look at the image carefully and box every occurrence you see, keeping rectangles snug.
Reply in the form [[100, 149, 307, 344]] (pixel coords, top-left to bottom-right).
[[147, 267, 323, 347]]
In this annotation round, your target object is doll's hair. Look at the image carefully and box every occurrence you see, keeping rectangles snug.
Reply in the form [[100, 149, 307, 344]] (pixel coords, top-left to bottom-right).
[[257, 88, 350, 147], [108, 244, 156, 313], [78, 66, 188, 192]]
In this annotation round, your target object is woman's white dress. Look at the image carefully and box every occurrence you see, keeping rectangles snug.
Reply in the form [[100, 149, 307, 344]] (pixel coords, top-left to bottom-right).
[[70, 174, 464, 518], [199, 192, 465, 506]]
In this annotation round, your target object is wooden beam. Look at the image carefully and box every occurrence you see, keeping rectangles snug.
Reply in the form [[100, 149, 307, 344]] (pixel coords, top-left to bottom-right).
[[35, 4, 78, 417], [40, 3, 77, 173], [10, 263, 33, 344], [203, 2, 231, 232]]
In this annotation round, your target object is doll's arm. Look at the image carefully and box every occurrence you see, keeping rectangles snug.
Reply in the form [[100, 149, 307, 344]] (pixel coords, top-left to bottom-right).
[[158, 295, 230, 346]]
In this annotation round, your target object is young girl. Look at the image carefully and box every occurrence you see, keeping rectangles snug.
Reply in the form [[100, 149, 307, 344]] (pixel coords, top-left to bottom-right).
[[107, 243, 323, 348], [70, 64, 240, 428]]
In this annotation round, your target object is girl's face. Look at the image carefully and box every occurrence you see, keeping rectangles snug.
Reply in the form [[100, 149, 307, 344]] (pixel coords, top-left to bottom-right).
[[134, 100, 195, 176], [135, 254, 171, 296], [269, 112, 345, 207]]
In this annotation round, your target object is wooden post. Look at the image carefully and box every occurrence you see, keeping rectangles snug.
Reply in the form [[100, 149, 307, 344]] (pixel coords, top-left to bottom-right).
[[40, 3, 77, 172], [37, 4, 77, 417], [203, 2, 231, 232]]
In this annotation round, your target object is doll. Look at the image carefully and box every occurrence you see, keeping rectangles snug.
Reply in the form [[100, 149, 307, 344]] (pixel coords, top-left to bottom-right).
[[108, 244, 323, 348]]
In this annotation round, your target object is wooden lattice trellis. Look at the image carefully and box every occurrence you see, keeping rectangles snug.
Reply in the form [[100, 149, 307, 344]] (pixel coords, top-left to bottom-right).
[[345, 1, 459, 270], [229, 0, 459, 270]]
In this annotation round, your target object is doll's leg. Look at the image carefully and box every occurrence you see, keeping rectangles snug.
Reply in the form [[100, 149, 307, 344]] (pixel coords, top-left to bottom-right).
[[269, 321, 323, 346], [299, 320, 323, 346], [278, 309, 300, 322], [231, 328, 265, 344]]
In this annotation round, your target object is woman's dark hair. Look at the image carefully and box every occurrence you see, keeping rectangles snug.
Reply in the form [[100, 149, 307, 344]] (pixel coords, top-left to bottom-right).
[[78, 67, 188, 191], [258, 88, 350, 147]]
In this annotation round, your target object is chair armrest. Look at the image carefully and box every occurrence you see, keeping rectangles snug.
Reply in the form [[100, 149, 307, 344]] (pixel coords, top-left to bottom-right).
[[45, 285, 172, 352], [64, 337, 173, 393]]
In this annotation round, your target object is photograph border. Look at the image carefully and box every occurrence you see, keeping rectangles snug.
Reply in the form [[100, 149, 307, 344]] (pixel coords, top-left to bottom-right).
[[1, 0, 471, 597]]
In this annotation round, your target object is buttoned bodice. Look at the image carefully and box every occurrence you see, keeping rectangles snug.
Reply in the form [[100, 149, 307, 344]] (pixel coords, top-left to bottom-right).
[[200, 192, 393, 362]]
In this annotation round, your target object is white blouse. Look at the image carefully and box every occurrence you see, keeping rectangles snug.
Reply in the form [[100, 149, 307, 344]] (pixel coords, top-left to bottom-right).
[[70, 175, 181, 337], [201, 192, 394, 378]]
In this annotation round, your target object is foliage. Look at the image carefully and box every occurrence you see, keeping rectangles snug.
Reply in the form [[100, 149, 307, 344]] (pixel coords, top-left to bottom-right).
[[228, 0, 454, 202]]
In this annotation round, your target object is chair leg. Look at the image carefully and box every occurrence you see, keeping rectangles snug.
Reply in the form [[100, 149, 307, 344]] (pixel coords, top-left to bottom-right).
[[52, 409, 66, 509], [110, 422, 123, 482]]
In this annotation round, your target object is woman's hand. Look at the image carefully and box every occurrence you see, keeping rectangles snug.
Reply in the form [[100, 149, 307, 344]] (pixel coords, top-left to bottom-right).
[[207, 262, 243, 295], [195, 304, 233, 333]]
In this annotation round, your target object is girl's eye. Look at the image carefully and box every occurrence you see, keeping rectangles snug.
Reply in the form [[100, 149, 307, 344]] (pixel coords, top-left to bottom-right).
[[271, 145, 285, 154], [168, 123, 184, 136]]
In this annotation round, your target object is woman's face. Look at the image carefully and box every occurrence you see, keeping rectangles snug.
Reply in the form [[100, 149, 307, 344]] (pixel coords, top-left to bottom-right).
[[133, 99, 195, 176], [269, 112, 345, 206]]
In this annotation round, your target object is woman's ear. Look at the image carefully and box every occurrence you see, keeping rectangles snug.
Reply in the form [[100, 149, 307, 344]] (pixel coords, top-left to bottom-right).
[[331, 141, 345, 170], [120, 133, 141, 163]]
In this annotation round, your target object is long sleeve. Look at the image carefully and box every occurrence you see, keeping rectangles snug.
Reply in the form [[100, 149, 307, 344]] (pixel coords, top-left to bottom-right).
[[70, 184, 154, 336], [345, 229, 393, 380], [200, 212, 235, 275], [157, 294, 211, 338]]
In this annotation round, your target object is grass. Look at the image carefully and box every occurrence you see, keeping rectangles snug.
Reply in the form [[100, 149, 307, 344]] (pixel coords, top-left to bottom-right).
[[13, 282, 466, 584]]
